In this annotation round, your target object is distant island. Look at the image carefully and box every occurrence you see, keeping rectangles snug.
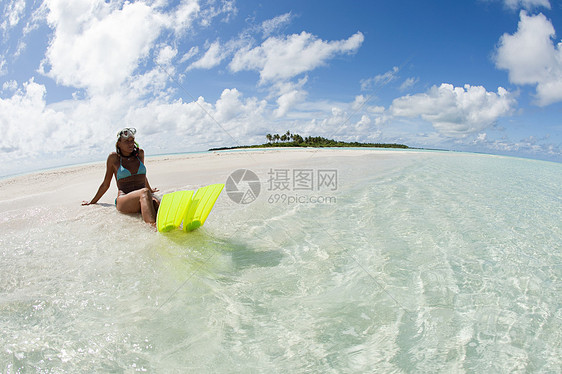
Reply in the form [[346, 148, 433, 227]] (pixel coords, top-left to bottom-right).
[[209, 131, 409, 151]]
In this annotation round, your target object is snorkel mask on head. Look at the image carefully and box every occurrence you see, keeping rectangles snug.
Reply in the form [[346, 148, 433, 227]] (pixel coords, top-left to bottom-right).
[[115, 128, 139, 156], [117, 127, 136, 139]]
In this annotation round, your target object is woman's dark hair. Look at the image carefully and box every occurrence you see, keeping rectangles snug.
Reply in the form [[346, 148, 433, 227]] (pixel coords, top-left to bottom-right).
[[115, 140, 139, 157]]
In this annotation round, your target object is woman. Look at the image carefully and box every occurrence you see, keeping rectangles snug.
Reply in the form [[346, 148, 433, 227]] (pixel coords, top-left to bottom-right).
[[82, 128, 160, 224]]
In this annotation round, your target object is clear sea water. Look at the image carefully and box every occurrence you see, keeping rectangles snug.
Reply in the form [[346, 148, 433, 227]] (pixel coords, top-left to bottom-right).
[[1, 151, 561, 372]]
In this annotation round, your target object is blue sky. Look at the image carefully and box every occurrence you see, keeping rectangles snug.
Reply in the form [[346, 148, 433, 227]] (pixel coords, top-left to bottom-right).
[[0, 0, 561, 176]]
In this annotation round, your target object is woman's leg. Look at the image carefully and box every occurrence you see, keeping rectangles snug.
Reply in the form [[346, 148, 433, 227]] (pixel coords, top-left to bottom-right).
[[116, 188, 157, 223], [152, 196, 160, 214]]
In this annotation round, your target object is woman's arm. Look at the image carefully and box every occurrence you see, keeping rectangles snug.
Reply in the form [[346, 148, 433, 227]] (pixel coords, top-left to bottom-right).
[[82, 155, 116, 205], [139, 149, 159, 193], [145, 177, 158, 193]]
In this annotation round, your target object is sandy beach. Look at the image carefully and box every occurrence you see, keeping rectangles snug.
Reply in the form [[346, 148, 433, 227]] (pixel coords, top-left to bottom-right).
[[0, 148, 421, 214]]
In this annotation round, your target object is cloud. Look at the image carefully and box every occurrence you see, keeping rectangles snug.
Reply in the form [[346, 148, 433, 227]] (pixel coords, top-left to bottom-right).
[[171, 0, 200, 34], [229, 31, 364, 83], [389, 83, 516, 138], [179, 46, 199, 63], [2, 80, 17, 92], [37, 0, 233, 95], [39, 1, 165, 94], [4, 1, 556, 173], [0, 57, 6, 76], [495, 11, 562, 106], [261, 12, 291, 38], [474, 132, 489, 143], [123, 87, 268, 147], [351, 95, 368, 111], [1, 0, 26, 31], [471, 131, 560, 156], [361, 66, 399, 91], [0, 2, 370, 174], [155, 45, 178, 66], [0, 78, 81, 156], [1, 0, 27, 67], [502, 0, 550, 10], [199, 0, 236, 27], [481, 0, 550, 10], [272, 77, 308, 118], [0, 78, 269, 176], [400, 77, 418, 91], [214, 88, 245, 122], [188, 40, 227, 70]]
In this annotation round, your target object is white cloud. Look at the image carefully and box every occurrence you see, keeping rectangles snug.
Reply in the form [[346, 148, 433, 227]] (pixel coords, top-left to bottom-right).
[[171, 0, 200, 34], [0, 2, 371, 174], [229, 31, 364, 83], [361, 66, 399, 91], [4, 1, 555, 173], [2, 80, 17, 92], [368, 105, 385, 114], [389, 83, 516, 138], [481, 0, 550, 10], [0, 78, 80, 156], [0, 79, 271, 176], [400, 77, 418, 91], [495, 11, 562, 106], [0, 57, 6, 76], [470, 131, 560, 156], [128, 66, 171, 99], [199, 0, 236, 27], [274, 89, 306, 119], [356, 114, 371, 129], [188, 40, 227, 70], [155, 45, 178, 66], [123, 87, 268, 148], [179, 46, 199, 63], [502, 0, 550, 10], [303, 104, 372, 141], [37, 0, 234, 95], [214, 88, 245, 122], [1, 0, 26, 31], [474, 132, 488, 143], [352, 95, 368, 111], [261, 12, 291, 38], [40, 0, 164, 94], [272, 77, 308, 118]]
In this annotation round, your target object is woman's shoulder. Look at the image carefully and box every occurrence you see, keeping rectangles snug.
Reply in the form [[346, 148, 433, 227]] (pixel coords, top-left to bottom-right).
[[105, 153, 120, 173], [107, 152, 120, 163]]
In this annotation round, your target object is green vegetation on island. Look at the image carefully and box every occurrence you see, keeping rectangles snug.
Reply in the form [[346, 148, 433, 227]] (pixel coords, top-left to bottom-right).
[[209, 131, 409, 151]]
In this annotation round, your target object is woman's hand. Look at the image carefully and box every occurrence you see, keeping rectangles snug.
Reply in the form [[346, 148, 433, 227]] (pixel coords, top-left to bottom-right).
[[151, 187, 160, 193]]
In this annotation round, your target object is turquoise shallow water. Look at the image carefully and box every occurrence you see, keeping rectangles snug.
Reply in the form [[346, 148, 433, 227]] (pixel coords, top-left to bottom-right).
[[1, 151, 561, 372]]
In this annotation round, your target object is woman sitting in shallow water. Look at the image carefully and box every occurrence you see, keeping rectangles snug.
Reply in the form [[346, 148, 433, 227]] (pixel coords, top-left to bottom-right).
[[82, 128, 160, 224]]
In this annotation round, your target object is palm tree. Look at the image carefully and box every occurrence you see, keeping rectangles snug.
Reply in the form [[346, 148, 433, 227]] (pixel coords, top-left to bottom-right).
[[293, 134, 303, 144], [266, 134, 273, 143]]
